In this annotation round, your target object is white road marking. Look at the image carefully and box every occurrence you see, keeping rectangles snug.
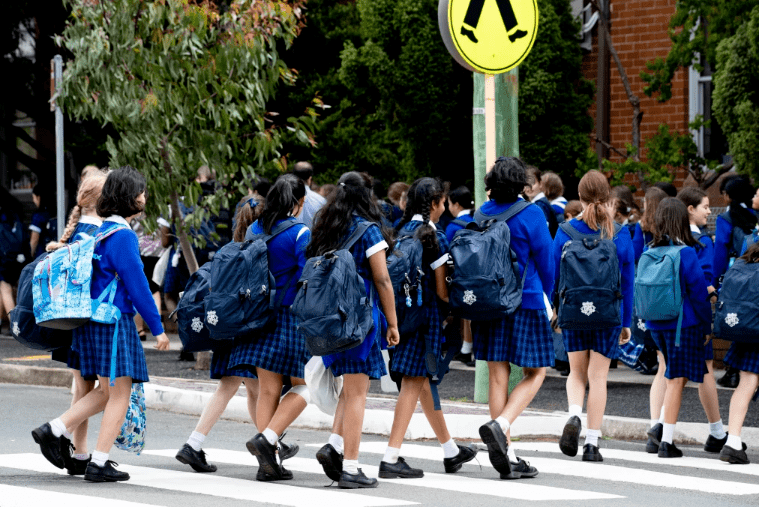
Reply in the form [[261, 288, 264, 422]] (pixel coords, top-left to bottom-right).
[[0, 484, 164, 507]]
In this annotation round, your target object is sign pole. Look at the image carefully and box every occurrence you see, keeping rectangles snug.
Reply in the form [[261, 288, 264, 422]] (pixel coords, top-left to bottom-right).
[[53, 55, 65, 239]]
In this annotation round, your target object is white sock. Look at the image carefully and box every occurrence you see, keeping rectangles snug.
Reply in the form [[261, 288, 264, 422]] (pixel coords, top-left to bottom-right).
[[73, 453, 89, 461], [662, 423, 676, 444], [568, 404, 582, 418], [187, 431, 205, 452], [441, 439, 459, 459], [461, 341, 473, 354], [383, 446, 400, 464], [344, 459, 359, 475], [658, 406, 666, 424], [496, 416, 510, 434], [726, 434, 742, 450], [63, 430, 73, 440], [262, 428, 278, 446], [49, 418, 67, 438], [328, 433, 344, 455], [709, 420, 727, 440], [585, 428, 600, 447], [650, 419, 659, 428], [91, 450, 108, 467], [507, 446, 517, 463]]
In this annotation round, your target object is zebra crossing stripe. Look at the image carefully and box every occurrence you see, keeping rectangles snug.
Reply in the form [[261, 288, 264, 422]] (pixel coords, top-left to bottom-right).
[[0, 484, 163, 507]]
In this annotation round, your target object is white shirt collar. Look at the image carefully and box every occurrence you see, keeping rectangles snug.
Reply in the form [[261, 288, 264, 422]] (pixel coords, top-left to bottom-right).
[[411, 214, 436, 228], [690, 224, 701, 234], [79, 215, 102, 226], [104, 215, 130, 227], [456, 209, 472, 218], [531, 192, 546, 203]]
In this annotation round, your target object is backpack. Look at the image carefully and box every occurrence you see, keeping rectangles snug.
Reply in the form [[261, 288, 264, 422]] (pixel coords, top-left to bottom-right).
[[114, 383, 147, 454], [557, 222, 623, 330], [635, 245, 687, 345], [386, 233, 425, 336], [720, 211, 752, 259], [0, 214, 25, 263], [448, 200, 530, 321], [742, 229, 759, 255], [292, 222, 374, 356], [203, 221, 298, 341], [9, 256, 71, 351], [713, 259, 759, 343], [173, 264, 216, 353]]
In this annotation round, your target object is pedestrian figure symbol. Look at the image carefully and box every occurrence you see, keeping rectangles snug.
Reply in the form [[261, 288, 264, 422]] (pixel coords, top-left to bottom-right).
[[460, 0, 528, 44]]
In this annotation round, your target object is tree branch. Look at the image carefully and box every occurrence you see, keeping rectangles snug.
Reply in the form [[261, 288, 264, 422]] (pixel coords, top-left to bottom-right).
[[591, 135, 628, 160], [700, 161, 734, 190]]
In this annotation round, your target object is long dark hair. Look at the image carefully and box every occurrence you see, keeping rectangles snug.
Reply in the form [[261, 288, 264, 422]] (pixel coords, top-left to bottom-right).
[[651, 198, 698, 248], [740, 241, 759, 264], [96, 166, 146, 218], [485, 157, 528, 203], [725, 177, 757, 235], [448, 185, 474, 215], [259, 174, 305, 234], [307, 171, 394, 257], [395, 177, 445, 265]]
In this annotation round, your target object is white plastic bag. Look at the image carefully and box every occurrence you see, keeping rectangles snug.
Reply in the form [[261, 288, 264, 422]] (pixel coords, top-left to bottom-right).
[[152, 248, 171, 288], [304, 356, 343, 415]]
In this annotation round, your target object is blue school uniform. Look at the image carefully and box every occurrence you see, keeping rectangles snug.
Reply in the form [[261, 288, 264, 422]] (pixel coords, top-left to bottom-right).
[[645, 246, 711, 383], [724, 343, 759, 375], [632, 222, 653, 264], [30, 210, 55, 259], [445, 212, 474, 244], [691, 225, 715, 360], [0, 210, 25, 285], [210, 343, 257, 380], [72, 216, 164, 383], [390, 217, 449, 378], [470, 200, 555, 367], [553, 219, 635, 359], [228, 217, 311, 379], [323, 216, 390, 380]]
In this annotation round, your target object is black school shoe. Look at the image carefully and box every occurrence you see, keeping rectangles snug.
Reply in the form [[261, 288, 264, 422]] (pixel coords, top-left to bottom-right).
[[704, 433, 728, 453], [176, 444, 217, 473], [246, 433, 283, 479], [455, 352, 476, 367], [719, 443, 750, 464], [582, 444, 603, 462], [278, 438, 299, 461], [31, 423, 65, 469], [379, 457, 424, 478], [646, 423, 663, 453], [559, 415, 582, 457], [443, 444, 477, 473], [316, 443, 343, 481], [500, 458, 539, 479], [479, 420, 511, 475], [65, 454, 91, 476], [658, 441, 683, 458], [339, 468, 378, 489], [717, 367, 740, 388], [257, 466, 294, 481], [84, 461, 130, 482]]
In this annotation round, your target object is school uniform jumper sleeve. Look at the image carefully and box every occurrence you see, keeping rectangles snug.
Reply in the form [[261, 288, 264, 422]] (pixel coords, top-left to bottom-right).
[[551, 227, 571, 301], [615, 228, 635, 328], [530, 211, 555, 299], [632, 222, 644, 264], [681, 247, 712, 324], [696, 235, 715, 287], [713, 215, 732, 284]]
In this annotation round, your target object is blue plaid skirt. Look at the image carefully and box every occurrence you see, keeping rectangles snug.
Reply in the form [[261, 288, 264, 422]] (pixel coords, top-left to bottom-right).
[[705, 338, 714, 361], [651, 326, 707, 383], [210, 345, 257, 380], [330, 337, 386, 379], [72, 315, 149, 383], [391, 307, 443, 378], [563, 327, 621, 359], [724, 342, 759, 375], [228, 307, 309, 379], [472, 308, 554, 368], [51, 347, 98, 381]]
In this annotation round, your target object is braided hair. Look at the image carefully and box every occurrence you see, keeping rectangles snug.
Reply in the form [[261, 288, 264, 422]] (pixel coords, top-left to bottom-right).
[[46, 171, 108, 251], [395, 177, 445, 265]]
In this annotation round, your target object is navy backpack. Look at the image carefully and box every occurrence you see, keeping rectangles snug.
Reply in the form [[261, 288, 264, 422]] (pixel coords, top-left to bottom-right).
[[714, 259, 759, 343], [174, 264, 216, 353], [386, 233, 425, 336], [720, 211, 753, 259]]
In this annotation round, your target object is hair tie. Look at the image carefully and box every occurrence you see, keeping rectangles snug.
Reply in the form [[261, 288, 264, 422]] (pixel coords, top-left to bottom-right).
[[245, 197, 257, 208], [339, 182, 346, 187]]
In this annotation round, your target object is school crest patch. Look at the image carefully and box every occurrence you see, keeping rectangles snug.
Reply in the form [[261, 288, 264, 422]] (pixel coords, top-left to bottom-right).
[[207, 310, 219, 326], [191, 317, 204, 333], [463, 290, 477, 305], [12, 321, 20, 336], [637, 319, 647, 332], [725, 313, 739, 328], [581, 301, 596, 317]]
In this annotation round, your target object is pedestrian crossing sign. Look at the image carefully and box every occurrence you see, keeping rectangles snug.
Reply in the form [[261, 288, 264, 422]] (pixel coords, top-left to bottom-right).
[[438, 0, 538, 74]]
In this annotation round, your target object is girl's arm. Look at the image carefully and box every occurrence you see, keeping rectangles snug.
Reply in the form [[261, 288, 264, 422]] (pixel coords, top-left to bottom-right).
[[617, 230, 635, 329], [434, 264, 449, 303], [682, 248, 711, 321], [368, 250, 399, 346], [712, 215, 731, 284], [551, 228, 570, 300], [633, 223, 644, 263], [29, 231, 40, 255]]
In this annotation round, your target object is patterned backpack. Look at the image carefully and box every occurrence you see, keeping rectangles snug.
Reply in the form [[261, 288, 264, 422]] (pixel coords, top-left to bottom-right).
[[115, 384, 147, 454]]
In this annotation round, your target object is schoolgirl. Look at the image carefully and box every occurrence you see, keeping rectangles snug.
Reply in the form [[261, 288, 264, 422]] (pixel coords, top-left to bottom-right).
[[720, 242, 759, 464], [382, 177, 476, 479], [32, 166, 170, 482], [644, 198, 712, 458], [309, 172, 399, 489], [553, 170, 634, 462], [227, 174, 311, 481], [713, 177, 758, 284], [632, 186, 667, 264], [523, 165, 559, 237], [471, 157, 554, 479], [45, 171, 108, 475], [543, 172, 567, 223], [0, 188, 26, 323], [29, 184, 57, 259]]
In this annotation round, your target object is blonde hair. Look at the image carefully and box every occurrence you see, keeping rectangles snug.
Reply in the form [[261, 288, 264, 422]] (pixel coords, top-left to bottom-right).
[[578, 170, 615, 238], [46, 172, 108, 251]]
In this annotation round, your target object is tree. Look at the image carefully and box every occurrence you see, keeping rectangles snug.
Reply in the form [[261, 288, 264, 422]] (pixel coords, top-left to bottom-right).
[[57, 0, 317, 273]]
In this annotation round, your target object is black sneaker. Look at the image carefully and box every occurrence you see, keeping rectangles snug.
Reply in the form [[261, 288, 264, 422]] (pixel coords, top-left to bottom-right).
[[31, 423, 65, 469], [443, 444, 477, 473], [176, 443, 217, 473], [257, 465, 294, 481], [704, 433, 728, 453], [719, 443, 749, 464], [246, 433, 282, 479], [316, 443, 343, 482], [559, 415, 582, 457], [339, 468, 378, 489], [500, 458, 539, 479], [658, 441, 683, 458], [84, 461, 130, 482], [378, 457, 424, 479], [582, 443, 603, 462], [479, 420, 511, 475]]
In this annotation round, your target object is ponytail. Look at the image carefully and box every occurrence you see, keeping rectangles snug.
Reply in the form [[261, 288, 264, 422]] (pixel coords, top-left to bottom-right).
[[260, 174, 305, 234], [44, 171, 108, 251], [233, 196, 263, 242], [577, 170, 615, 238]]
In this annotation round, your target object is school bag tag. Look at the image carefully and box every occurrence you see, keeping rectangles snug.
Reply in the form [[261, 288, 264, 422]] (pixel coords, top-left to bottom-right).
[[424, 334, 460, 411], [557, 223, 623, 331], [293, 222, 374, 356], [634, 244, 686, 346], [386, 232, 425, 335], [713, 259, 759, 344]]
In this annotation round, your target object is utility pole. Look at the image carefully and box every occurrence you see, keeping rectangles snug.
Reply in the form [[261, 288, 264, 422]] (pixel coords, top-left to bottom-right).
[[52, 55, 65, 238]]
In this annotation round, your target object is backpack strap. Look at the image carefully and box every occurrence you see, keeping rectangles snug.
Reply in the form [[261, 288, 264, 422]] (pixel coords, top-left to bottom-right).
[[245, 220, 300, 243], [425, 334, 460, 411], [451, 218, 470, 228], [559, 221, 621, 241], [475, 200, 531, 226], [341, 221, 373, 251]]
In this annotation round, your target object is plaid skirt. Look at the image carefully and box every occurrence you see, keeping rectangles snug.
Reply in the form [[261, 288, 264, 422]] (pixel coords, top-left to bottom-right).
[[472, 308, 554, 368], [51, 347, 98, 381], [228, 307, 309, 379], [72, 315, 149, 383], [651, 326, 707, 383], [724, 342, 759, 375], [330, 337, 386, 379], [210, 344, 257, 380], [563, 327, 622, 359], [391, 307, 443, 378]]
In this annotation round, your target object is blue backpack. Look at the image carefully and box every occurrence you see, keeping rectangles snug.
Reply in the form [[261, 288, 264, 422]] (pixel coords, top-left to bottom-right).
[[173, 264, 216, 353], [386, 233, 425, 336], [448, 201, 530, 321], [721, 211, 753, 259], [557, 222, 623, 330], [292, 222, 374, 356], [741, 229, 758, 255], [714, 259, 759, 343], [635, 245, 687, 345], [0, 214, 26, 264], [203, 220, 298, 341]]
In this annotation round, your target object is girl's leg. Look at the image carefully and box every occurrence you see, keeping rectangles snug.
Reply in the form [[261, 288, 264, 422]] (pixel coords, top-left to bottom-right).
[[727, 371, 759, 438], [585, 352, 611, 431], [487, 361, 510, 419], [566, 350, 590, 410], [341, 374, 370, 461], [243, 378, 259, 430], [195, 376, 243, 435], [419, 379, 451, 443], [698, 360, 722, 424], [659, 376, 688, 457], [59, 382, 110, 432], [93, 376, 133, 454], [387, 376, 426, 448], [265, 377, 309, 436], [649, 352, 667, 421], [70, 372, 97, 455], [255, 369, 284, 432], [501, 366, 546, 423], [0, 280, 15, 314]]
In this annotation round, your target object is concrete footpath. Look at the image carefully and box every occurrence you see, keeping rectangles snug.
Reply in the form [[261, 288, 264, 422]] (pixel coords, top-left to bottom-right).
[[2, 333, 757, 447]]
